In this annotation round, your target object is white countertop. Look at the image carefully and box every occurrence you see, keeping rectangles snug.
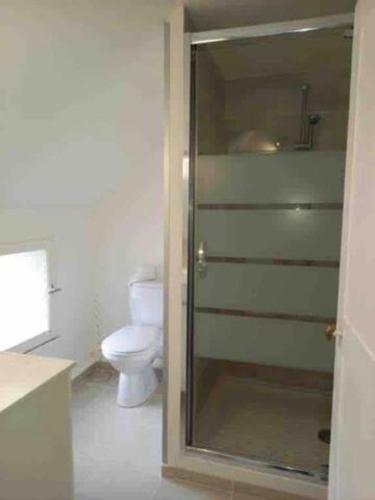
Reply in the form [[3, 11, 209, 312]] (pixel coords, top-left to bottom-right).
[[0, 352, 74, 414]]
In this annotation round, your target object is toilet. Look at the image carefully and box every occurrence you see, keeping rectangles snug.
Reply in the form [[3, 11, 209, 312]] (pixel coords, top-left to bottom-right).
[[101, 279, 163, 407]]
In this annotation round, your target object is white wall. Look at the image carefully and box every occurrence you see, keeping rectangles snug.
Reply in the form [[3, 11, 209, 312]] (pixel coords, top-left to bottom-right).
[[0, 0, 170, 374], [91, 178, 164, 342], [0, 0, 170, 207], [87, 0, 168, 341]]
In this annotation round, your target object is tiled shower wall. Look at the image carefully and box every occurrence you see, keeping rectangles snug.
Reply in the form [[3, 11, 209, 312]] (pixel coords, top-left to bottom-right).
[[225, 71, 350, 153], [197, 60, 350, 155]]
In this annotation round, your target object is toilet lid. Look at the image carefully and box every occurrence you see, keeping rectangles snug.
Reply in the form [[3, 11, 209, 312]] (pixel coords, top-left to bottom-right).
[[101, 326, 160, 355]]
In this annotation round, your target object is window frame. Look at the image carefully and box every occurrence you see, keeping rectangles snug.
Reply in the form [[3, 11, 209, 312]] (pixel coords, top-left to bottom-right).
[[0, 239, 58, 354]]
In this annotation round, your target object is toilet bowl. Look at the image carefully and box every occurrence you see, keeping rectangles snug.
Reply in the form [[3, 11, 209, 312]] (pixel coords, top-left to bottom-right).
[[101, 279, 163, 407], [102, 325, 161, 407]]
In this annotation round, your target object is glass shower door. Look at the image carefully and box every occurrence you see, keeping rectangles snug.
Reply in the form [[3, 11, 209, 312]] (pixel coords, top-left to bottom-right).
[[186, 28, 351, 478]]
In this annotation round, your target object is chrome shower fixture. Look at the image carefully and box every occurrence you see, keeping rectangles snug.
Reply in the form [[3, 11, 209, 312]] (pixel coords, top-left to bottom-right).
[[295, 84, 321, 151]]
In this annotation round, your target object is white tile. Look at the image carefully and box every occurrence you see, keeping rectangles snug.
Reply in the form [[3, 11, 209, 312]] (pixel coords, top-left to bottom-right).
[[72, 376, 163, 490], [75, 465, 160, 500]]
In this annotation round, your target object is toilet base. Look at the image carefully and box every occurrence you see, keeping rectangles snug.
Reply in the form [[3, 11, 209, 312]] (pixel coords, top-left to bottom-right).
[[117, 365, 158, 407]]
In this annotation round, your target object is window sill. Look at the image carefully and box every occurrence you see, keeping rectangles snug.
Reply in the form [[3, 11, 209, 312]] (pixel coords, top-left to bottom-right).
[[6, 331, 59, 354]]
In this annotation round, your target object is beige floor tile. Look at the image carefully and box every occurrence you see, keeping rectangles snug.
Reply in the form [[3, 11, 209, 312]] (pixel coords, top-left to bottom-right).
[[233, 481, 319, 500], [75, 465, 160, 500], [72, 377, 163, 500], [153, 479, 231, 500], [72, 378, 232, 500], [232, 491, 311, 500], [72, 374, 316, 500], [232, 494, 264, 500]]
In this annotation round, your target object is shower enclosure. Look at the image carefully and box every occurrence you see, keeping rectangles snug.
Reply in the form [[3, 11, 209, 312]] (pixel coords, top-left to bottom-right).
[[185, 15, 353, 481]]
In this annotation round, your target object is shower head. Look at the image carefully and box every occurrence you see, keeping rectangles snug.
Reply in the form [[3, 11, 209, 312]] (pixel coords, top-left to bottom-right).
[[308, 114, 320, 126], [295, 113, 321, 151], [295, 85, 321, 151]]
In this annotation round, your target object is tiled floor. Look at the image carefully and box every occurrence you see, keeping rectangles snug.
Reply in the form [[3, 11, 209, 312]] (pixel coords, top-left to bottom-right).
[[72, 371, 231, 499], [72, 370, 314, 499], [195, 376, 331, 475]]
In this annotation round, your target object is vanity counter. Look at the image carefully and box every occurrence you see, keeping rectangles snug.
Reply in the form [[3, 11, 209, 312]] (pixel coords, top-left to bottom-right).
[[0, 352, 75, 500], [0, 351, 74, 413]]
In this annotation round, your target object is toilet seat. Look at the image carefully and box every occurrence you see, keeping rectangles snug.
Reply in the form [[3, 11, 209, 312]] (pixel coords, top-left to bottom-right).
[[101, 326, 160, 356]]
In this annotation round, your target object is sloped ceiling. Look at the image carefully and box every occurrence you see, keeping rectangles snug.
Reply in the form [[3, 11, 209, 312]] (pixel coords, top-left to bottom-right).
[[0, 0, 168, 208], [185, 0, 356, 32]]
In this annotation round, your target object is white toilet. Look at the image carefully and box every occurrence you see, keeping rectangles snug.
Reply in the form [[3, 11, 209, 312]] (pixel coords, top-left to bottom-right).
[[101, 279, 163, 407]]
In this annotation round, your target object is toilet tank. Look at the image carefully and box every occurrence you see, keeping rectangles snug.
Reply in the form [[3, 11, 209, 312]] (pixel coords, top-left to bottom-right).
[[129, 280, 163, 329]]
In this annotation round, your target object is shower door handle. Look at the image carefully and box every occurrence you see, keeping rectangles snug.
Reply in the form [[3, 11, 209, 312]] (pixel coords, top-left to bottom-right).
[[325, 323, 337, 341], [196, 241, 207, 277]]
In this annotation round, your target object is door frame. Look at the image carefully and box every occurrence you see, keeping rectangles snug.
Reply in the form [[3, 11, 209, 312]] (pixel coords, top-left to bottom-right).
[[191, 13, 354, 45], [163, 8, 355, 499]]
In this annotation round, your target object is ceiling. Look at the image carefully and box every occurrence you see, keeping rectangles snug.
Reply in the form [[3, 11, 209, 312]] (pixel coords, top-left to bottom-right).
[[184, 0, 356, 32]]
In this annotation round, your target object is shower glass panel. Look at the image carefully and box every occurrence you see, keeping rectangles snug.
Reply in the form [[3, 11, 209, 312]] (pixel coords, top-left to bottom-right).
[[187, 26, 352, 479]]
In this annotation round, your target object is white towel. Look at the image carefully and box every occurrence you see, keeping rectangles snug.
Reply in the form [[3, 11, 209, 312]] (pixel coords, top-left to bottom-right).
[[128, 265, 157, 287]]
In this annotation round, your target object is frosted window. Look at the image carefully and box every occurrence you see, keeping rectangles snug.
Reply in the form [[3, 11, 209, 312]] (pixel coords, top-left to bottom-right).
[[0, 249, 49, 351]]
